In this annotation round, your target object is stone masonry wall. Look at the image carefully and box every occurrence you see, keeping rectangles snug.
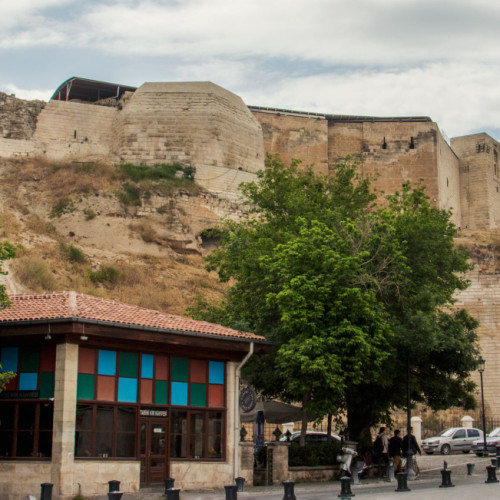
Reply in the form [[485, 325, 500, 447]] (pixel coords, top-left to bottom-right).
[[0, 462, 52, 500], [251, 110, 329, 174], [452, 133, 500, 230], [0, 92, 45, 139]]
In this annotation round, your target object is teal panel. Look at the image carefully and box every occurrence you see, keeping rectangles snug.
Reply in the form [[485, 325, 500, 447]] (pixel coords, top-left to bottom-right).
[[190, 383, 206, 407], [20, 348, 39, 373], [98, 350, 116, 376], [141, 354, 153, 379], [19, 372, 37, 390], [40, 372, 55, 398], [154, 380, 168, 404], [171, 358, 188, 382], [118, 377, 137, 402], [209, 361, 224, 384], [1, 347, 18, 372], [171, 382, 188, 406], [77, 373, 95, 400], [119, 352, 138, 378]]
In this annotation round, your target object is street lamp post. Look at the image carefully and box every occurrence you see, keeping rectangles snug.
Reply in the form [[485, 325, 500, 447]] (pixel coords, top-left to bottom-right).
[[478, 356, 487, 456]]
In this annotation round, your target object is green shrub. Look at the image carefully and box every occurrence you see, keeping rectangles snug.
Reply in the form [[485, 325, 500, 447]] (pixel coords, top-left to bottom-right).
[[288, 442, 343, 467], [87, 265, 121, 285], [119, 163, 185, 182], [83, 208, 97, 220], [60, 243, 86, 263], [16, 258, 57, 291], [50, 198, 75, 218], [118, 183, 142, 207]]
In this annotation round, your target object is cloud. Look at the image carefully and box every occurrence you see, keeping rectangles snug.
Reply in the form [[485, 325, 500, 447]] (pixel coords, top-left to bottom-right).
[[1, 84, 53, 101]]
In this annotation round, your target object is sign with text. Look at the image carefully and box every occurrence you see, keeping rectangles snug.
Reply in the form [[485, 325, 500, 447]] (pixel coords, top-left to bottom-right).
[[140, 408, 168, 417]]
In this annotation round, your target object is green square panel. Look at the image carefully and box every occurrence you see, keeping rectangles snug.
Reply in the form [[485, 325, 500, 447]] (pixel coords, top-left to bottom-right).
[[20, 348, 39, 373], [154, 380, 168, 404], [119, 352, 138, 378], [171, 357, 188, 382], [190, 383, 206, 407], [40, 372, 55, 399], [77, 373, 95, 400]]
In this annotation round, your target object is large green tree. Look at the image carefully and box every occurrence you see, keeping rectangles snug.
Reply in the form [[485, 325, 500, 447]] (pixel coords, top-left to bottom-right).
[[192, 155, 479, 443]]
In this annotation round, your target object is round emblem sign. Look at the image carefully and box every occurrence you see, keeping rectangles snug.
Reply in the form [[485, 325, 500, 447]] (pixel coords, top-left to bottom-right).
[[239, 387, 257, 412]]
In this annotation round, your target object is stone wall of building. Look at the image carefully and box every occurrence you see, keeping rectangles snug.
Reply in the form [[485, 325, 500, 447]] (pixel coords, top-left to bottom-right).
[[251, 108, 329, 174], [0, 461, 52, 499], [0, 92, 45, 140], [452, 133, 500, 230]]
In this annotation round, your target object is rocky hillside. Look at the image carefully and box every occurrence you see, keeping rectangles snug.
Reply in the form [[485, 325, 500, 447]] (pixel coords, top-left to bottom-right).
[[0, 157, 232, 316]]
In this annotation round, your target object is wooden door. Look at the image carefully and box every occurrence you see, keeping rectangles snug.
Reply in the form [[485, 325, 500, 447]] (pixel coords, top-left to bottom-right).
[[139, 418, 168, 485]]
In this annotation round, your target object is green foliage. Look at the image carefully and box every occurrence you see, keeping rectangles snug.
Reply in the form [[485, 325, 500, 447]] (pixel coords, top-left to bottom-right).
[[193, 154, 479, 442], [118, 182, 142, 208], [60, 243, 86, 264], [50, 198, 75, 218], [0, 240, 16, 309], [288, 442, 342, 467], [0, 364, 16, 394], [87, 265, 121, 285], [16, 258, 57, 291], [83, 208, 97, 220]]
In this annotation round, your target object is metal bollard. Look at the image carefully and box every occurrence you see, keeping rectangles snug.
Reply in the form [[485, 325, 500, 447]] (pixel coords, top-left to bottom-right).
[[491, 458, 498, 469], [486, 465, 499, 483], [467, 463, 475, 475], [40, 483, 53, 500], [283, 479, 297, 500], [338, 476, 354, 498], [235, 477, 245, 492], [107, 493, 123, 500], [108, 480, 120, 492], [395, 472, 410, 492], [439, 469, 454, 488], [165, 488, 180, 500], [164, 477, 175, 493], [385, 459, 395, 482], [224, 484, 238, 500]]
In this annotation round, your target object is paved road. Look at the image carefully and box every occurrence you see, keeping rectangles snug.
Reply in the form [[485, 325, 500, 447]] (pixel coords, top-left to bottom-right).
[[96, 454, 498, 499]]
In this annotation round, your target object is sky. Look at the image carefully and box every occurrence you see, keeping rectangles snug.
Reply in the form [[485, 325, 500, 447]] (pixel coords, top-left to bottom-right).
[[2, 0, 500, 141]]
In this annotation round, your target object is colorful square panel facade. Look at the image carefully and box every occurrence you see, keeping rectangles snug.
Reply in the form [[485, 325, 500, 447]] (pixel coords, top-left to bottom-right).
[[76, 349, 225, 408]]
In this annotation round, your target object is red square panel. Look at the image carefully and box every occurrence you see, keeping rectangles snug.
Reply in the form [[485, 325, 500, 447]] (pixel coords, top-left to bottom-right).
[[79, 348, 96, 374], [40, 346, 56, 372], [190, 359, 207, 383], [97, 375, 115, 401], [208, 384, 224, 407], [155, 355, 168, 381], [5, 374, 18, 391], [140, 379, 153, 404]]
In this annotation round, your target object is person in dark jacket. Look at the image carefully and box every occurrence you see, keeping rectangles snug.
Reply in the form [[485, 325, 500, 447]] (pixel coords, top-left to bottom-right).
[[402, 427, 421, 476], [388, 429, 404, 473]]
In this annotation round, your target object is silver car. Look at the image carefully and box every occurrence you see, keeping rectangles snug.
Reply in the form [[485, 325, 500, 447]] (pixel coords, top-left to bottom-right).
[[421, 427, 484, 455]]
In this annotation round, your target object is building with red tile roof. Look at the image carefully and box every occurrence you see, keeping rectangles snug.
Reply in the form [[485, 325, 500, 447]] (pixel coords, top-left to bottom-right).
[[0, 291, 269, 498]]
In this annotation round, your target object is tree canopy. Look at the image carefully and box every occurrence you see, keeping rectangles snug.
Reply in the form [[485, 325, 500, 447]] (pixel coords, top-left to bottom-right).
[[190, 154, 480, 443]]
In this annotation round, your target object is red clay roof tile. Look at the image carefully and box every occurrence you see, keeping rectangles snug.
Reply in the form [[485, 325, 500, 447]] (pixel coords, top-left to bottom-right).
[[0, 291, 266, 342]]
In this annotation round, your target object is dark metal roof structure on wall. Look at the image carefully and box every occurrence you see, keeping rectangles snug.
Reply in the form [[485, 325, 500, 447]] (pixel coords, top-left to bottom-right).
[[50, 77, 137, 102]]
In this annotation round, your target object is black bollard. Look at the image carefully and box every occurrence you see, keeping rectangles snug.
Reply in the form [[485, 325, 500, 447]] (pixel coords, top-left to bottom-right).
[[235, 477, 245, 492], [439, 469, 454, 488], [283, 480, 297, 500], [467, 463, 475, 475], [40, 483, 53, 500], [395, 472, 410, 492], [107, 493, 123, 500], [108, 480, 120, 492], [224, 485, 238, 500], [486, 465, 499, 483], [165, 488, 180, 500], [164, 477, 175, 493], [338, 476, 355, 498]]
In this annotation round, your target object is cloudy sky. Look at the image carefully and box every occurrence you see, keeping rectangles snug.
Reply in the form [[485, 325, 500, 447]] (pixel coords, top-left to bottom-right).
[[2, 0, 500, 140]]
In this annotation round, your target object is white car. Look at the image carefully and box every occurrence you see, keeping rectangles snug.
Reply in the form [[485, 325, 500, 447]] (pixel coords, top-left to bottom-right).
[[422, 427, 483, 455], [279, 430, 341, 444], [471, 427, 500, 456]]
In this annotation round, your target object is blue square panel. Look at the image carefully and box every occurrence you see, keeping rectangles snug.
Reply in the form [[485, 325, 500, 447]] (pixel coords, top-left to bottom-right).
[[171, 382, 188, 406], [141, 354, 154, 379], [118, 377, 137, 402], [98, 350, 116, 376], [1, 347, 18, 372], [209, 361, 224, 385], [19, 372, 38, 390]]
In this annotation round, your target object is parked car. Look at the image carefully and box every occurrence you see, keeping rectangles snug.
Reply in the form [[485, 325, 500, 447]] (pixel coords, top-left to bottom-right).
[[471, 427, 500, 456], [279, 430, 341, 444], [421, 427, 483, 455]]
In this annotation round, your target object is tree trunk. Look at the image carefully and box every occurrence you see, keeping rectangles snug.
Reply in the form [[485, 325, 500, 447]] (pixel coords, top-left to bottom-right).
[[299, 390, 311, 447], [327, 413, 332, 443]]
